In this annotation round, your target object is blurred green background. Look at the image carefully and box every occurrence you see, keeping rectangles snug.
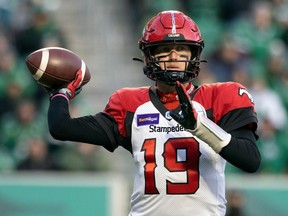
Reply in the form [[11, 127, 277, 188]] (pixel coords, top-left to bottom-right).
[[0, 0, 288, 216]]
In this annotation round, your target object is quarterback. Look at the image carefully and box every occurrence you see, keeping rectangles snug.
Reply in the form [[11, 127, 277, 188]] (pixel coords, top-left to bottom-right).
[[47, 10, 261, 216]]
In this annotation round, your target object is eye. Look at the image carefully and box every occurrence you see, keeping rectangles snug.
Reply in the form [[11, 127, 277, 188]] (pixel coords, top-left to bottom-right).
[[155, 46, 171, 54], [162, 47, 172, 52], [152, 45, 190, 56], [175, 45, 189, 52]]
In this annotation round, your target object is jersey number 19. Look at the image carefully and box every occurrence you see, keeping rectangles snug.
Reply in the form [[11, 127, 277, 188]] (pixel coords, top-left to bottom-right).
[[141, 137, 200, 194]]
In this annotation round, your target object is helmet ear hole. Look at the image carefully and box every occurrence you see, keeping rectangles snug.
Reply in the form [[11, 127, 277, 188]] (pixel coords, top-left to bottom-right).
[[190, 46, 200, 60], [149, 47, 157, 56]]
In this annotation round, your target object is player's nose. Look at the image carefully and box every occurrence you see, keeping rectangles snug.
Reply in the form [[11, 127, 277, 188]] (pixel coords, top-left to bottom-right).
[[168, 50, 179, 60]]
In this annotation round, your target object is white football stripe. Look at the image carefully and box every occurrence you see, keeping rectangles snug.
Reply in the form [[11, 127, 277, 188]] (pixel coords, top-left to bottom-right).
[[78, 60, 86, 87], [33, 49, 49, 80]]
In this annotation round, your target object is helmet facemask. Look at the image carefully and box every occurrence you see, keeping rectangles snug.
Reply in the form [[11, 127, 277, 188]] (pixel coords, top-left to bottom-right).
[[142, 42, 204, 85]]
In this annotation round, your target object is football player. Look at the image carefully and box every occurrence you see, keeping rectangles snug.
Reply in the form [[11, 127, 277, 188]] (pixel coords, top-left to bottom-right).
[[48, 10, 261, 216]]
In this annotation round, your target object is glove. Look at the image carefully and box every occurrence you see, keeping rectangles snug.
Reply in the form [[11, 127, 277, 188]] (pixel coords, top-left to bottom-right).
[[66, 69, 84, 99], [169, 81, 198, 130], [49, 69, 83, 100], [170, 81, 231, 153]]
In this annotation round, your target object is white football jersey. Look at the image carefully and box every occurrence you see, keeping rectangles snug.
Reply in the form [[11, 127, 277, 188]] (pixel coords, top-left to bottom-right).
[[129, 100, 226, 216], [104, 83, 257, 216]]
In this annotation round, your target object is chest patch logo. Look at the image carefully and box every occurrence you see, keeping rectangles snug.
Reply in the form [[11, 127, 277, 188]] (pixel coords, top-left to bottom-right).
[[137, 113, 160, 126]]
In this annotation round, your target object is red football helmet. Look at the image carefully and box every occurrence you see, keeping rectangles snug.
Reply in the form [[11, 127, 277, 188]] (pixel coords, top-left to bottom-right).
[[138, 10, 205, 85]]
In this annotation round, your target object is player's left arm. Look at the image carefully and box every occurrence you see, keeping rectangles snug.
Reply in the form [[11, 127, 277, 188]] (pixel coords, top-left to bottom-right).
[[220, 126, 260, 173], [170, 81, 261, 173]]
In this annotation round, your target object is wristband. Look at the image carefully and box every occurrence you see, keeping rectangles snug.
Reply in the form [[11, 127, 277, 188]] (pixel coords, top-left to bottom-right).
[[49, 88, 71, 101], [187, 114, 231, 153]]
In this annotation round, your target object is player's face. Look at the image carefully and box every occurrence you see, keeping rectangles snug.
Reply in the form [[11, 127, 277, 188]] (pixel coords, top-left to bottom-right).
[[153, 44, 192, 71]]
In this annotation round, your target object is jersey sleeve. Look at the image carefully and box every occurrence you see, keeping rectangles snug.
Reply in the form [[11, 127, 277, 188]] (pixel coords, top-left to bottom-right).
[[48, 96, 120, 152], [104, 87, 151, 138], [104, 90, 127, 137], [195, 82, 258, 133]]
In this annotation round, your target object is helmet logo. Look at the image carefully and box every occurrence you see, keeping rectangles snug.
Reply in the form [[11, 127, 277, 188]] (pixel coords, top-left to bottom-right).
[[168, 33, 180, 38]]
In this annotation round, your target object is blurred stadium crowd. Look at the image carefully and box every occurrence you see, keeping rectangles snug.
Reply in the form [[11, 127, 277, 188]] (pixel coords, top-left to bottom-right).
[[0, 0, 288, 177], [0, 0, 110, 172]]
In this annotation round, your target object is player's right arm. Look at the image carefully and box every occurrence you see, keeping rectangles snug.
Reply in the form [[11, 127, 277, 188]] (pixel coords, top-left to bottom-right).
[[47, 69, 123, 152], [48, 95, 119, 152]]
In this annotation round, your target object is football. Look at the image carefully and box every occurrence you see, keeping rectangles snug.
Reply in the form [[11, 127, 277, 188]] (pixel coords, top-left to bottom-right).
[[25, 47, 91, 89]]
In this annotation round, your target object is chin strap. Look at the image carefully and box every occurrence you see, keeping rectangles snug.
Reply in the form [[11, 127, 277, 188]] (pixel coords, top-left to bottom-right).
[[186, 114, 231, 153]]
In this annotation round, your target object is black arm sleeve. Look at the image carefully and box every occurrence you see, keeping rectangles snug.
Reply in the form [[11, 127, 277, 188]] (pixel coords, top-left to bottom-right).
[[48, 96, 119, 152], [219, 127, 261, 173]]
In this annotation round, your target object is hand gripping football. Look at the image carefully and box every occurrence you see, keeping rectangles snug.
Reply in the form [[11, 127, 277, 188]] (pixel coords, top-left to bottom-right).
[[25, 47, 91, 89]]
